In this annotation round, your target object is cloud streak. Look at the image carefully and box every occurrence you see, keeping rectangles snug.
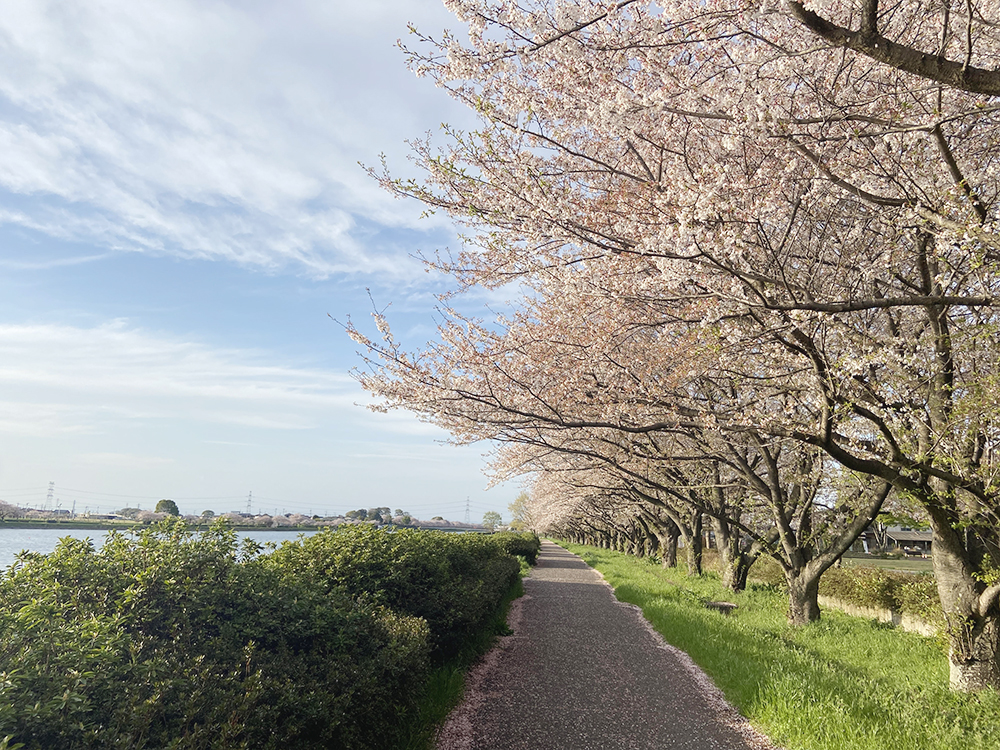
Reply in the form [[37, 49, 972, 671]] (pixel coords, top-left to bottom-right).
[[0, 320, 372, 435], [0, 0, 471, 278]]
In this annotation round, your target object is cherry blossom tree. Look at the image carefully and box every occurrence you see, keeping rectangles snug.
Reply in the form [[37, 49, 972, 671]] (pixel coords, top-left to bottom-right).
[[356, 0, 1000, 689], [507, 491, 535, 531], [349, 273, 889, 621], [0, 501, 22, 521]]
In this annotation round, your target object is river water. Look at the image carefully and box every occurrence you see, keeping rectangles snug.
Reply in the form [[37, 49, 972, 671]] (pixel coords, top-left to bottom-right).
[[0, 527, 320, 571]]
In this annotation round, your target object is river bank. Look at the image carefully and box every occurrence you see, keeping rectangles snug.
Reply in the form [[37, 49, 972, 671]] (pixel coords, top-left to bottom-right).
[[0, 525, 322, 569], [0, 518, 322, 531]]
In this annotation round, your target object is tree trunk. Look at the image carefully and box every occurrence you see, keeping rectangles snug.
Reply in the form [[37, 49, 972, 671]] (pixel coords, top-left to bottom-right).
[[930, 517, 1000, 691], [786, 571, 821, 626], [639, 510, 679, 568], [947, 614, 1000, 692], [662, 533, 678, 568], [636, 517, 656, 560], [711, 515, 754, 592], [682, 513, 703, 576], [723, 555, 752, 592]]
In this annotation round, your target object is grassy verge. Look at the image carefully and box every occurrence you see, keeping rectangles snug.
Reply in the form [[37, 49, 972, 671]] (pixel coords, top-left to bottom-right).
[[558, 542, 1000, 750], [400, 568, 527, 750], [841, 555, 934, 573]]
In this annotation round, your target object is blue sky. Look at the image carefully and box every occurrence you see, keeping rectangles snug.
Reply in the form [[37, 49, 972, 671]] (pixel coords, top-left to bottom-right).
[[0, 0, 519, 520]]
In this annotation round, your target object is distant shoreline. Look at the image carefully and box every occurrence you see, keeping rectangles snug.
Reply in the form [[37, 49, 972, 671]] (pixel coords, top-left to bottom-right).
[[0, 519, 491, 533], [0, 519, 319, 532]]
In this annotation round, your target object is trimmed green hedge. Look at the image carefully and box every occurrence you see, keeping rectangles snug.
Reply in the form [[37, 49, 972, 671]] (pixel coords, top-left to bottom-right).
[[268, 525, 522, 661], [492, 531, 541, 565], [701, 549, 943, 629], [0, 520, 526, 749], [818, 566, 943, 628]]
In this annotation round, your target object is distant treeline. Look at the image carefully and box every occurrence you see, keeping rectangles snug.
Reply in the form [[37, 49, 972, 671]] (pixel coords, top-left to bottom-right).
[[0, 501, 494, 530], [0, 520, 540, 749]]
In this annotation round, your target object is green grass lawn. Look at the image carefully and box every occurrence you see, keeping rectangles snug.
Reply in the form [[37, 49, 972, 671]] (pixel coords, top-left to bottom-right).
[[558, 542, 1000, 750], [841, 555, 934, 573]]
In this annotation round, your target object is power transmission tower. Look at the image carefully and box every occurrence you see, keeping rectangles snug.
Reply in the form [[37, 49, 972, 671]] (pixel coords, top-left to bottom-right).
[[464, 496, 470, 525], [246, 491, 253, 515], [44, 481, 54, 511]]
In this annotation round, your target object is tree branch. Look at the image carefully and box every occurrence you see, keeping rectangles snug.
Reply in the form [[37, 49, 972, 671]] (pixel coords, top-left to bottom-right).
[[785, 0, 1000, 95]]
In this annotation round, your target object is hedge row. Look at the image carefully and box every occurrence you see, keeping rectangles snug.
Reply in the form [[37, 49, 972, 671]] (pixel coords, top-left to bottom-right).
[[818, 566, 943, 628], [740, 553, 943, 628], [492, 530, 541, 566], [267, 525, 529, 661], [0, 521, 538, 750]]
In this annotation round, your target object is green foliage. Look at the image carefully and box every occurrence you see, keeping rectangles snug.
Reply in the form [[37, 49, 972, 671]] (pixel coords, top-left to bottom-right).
[[399, 575, 525, 750], [268, 525, 520, 662], [0, 521, 523, 749], [154, 498, 180, 516], [482, 510, 502, 530], [823, 566, 904, 612], [716, 547, 943, 628], [491, 531, 541, 565], [876, 511, 929, 530], [820, 567, 944, 629], [507, 491, 532, 531]]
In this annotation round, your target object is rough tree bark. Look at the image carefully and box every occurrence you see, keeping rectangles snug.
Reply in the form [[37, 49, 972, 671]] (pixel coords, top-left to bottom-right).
[[927, 507, 1000, 691], [640, 509, 680, 568], [709, 513, 759, 593]]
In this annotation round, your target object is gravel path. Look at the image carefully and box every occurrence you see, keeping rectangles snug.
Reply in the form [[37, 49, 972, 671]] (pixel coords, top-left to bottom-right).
[[435, 540, 777, 750]]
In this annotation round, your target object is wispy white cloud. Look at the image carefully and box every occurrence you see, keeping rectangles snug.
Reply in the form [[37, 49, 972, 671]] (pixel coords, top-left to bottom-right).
[[0, 321, 504, 514], [0, 5, 518, 519], [0, 0, 472, 278], [0, 320, 369, 434], [0, 251, 113, 270]]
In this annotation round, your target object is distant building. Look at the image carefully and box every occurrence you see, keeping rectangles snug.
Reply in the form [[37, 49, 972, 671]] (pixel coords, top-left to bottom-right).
[[885, 528, 932, 555], [853, 525, 932, 555]]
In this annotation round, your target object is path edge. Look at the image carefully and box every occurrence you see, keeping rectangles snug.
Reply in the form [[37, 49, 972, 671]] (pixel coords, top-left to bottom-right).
[[586, 563, 782, 750], [432, 582, 531, 750]]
